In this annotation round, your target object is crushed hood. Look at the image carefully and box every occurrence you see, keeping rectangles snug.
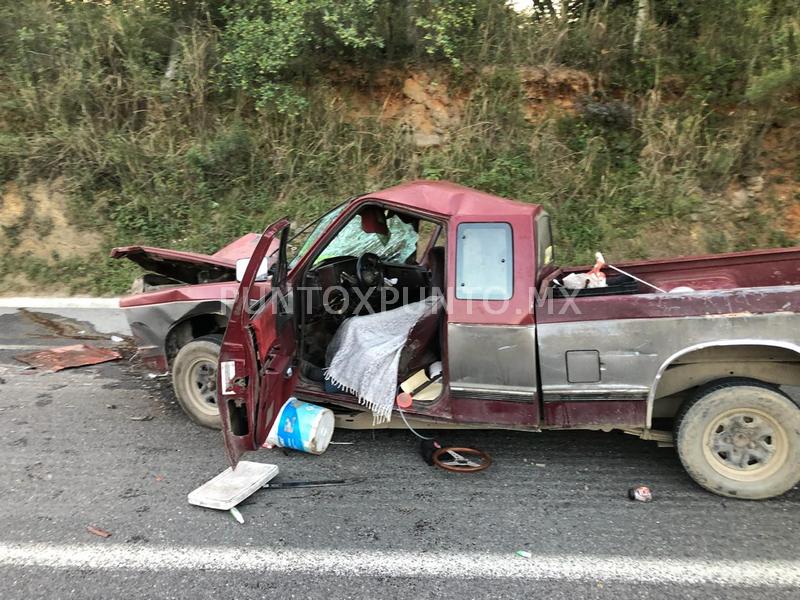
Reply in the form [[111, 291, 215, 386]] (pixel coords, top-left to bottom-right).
[[111, 234, 265, 284]]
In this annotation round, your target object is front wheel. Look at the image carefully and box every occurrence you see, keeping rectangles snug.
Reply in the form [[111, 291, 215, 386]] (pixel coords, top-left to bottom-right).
[[171, 334, 223, 429], [675, 378, 800, 499]]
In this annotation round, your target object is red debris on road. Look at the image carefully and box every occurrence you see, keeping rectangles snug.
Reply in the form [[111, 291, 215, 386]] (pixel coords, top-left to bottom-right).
[[86, 525, 112, 538], [15, 344, 121, 372]]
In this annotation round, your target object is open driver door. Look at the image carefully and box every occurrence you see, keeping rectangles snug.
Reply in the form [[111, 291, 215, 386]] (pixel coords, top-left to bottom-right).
[[217, 218, 297, 467]]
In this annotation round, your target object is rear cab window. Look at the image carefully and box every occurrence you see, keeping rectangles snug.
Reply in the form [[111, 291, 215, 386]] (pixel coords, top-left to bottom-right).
[[536, 212, 554, 272], [455, 222, 513, 300]]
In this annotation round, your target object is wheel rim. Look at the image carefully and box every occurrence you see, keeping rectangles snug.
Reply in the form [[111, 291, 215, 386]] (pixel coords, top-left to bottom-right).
[[185, 358, 219, 417], [702, 407, 789, 482]]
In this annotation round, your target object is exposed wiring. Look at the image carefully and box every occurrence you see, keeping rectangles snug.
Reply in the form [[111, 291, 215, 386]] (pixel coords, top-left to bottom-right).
[[398, 408, 433, 440]]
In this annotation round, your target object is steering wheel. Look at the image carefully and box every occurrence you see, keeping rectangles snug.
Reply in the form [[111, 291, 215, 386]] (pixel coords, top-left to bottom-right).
[[356, 252, 383, 287], [432, 447, 492, 473]]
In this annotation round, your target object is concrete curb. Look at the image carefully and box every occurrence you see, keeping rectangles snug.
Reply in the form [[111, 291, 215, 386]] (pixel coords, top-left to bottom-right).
[[0, 297, 120, 309]]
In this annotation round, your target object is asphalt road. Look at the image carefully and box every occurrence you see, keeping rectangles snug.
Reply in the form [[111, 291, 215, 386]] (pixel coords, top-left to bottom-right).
[[0, 306, 798, 599]]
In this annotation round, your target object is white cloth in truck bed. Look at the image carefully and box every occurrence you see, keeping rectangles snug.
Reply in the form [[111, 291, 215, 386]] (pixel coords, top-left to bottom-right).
[[324, 297, 439, 424]]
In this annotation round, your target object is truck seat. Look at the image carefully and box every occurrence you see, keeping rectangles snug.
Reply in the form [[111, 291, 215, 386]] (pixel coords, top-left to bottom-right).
[[398, 299, 442, 381]]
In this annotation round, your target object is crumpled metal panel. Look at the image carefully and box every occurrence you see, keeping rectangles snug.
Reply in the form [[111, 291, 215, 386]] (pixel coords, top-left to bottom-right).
[[15, 344, 122, 372]]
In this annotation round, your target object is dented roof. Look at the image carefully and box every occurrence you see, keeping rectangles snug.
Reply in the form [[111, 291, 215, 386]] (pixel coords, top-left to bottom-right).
[[359, 180, 542, 218]]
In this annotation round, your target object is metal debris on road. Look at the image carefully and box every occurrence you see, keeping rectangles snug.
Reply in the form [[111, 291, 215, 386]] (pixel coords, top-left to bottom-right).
[[628, 485, 653, 502], [229, 507, 245, 524], [129, 415, 154, 421], [15, 344, 121, 372], [262, 478, 365, 490], [86, 525, 112, 538]]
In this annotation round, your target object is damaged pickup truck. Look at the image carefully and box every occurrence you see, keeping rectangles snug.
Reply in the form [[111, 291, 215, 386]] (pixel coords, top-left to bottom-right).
[[118, 180, 800, 499]]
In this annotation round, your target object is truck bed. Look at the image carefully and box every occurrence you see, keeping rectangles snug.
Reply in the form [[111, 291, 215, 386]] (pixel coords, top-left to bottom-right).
[[549, 246, 800, 296]]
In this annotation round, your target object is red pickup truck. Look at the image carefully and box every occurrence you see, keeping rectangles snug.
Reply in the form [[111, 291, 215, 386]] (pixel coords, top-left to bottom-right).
[[116, 180, 800, 499]]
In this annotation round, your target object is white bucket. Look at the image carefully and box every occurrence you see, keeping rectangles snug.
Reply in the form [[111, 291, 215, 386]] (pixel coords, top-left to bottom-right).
[[266, 398, 335, 455]]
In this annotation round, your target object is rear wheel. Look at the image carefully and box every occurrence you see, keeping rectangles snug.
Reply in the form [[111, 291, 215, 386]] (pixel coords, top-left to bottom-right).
[[674, 378, 800, 499], [172, 334, 223, 429]]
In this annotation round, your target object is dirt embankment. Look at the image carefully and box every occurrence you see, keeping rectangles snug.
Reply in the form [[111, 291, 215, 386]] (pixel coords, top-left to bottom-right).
[[339, 65, 798, 248], [0, 178, 104, 295], [761, 119, 800, 238], [335, 65, 593, 147]]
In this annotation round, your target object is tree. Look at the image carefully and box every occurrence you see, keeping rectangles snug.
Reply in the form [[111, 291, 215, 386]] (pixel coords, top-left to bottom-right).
[[633, 0, 650, 50]]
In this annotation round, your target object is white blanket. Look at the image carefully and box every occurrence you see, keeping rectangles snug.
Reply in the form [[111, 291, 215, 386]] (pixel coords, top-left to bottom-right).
[[324, 297, 439, 424]]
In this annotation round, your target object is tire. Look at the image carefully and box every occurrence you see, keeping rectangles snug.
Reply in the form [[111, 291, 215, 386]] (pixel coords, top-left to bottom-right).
[[171, 334, 223, 429], [674, 377, 800, 499]]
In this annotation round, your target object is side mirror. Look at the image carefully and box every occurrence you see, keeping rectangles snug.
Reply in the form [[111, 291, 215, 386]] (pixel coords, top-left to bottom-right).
[[235, 257, 271, 282]]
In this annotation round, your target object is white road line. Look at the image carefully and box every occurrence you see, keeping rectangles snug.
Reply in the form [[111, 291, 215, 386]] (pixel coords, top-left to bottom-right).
[[0, 297, 120, 309], [0, 543, 798, 587]]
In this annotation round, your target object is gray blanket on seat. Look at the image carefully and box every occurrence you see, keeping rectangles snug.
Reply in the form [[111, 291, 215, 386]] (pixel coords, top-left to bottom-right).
[[324, 297, 439, 424]]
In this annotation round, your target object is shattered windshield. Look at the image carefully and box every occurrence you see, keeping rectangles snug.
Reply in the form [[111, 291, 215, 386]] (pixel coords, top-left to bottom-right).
[[314, 213, 418, 265], [288, 205, 419, 267], [289, 205, 345, 267]]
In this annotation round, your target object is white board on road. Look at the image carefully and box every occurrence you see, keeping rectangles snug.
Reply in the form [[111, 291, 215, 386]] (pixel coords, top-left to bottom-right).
[[188, 461, 279, 510]]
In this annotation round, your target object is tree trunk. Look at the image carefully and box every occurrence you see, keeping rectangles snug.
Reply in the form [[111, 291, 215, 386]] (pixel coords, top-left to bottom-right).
[[633, 0, 649, 51]]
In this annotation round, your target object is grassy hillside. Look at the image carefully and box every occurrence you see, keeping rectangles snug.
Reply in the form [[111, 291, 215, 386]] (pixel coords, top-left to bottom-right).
[[1, 0, 799, 295]]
